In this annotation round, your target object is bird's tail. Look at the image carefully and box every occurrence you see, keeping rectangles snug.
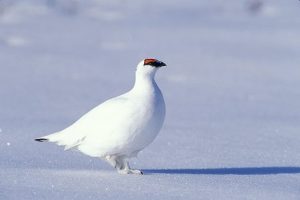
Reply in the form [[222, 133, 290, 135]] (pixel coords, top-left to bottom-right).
[[34, 132, 62, 144], [35, 138, 48, 142], [34, 131, 85, 150]]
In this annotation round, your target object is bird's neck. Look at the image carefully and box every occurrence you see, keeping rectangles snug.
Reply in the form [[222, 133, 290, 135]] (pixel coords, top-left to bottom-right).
[[132, 72, 158, 95]]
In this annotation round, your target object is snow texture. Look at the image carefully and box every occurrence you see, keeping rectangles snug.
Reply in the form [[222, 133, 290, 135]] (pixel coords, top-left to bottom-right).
[[1, 0, 300, 199]]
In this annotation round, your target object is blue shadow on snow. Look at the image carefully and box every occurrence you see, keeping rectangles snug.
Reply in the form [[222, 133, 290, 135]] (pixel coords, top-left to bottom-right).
[[143, 167, 300, 175]]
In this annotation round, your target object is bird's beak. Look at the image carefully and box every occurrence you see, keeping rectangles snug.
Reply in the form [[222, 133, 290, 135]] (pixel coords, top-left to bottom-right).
[[160, 61, 167, 67], [156, 60, 167, 67]]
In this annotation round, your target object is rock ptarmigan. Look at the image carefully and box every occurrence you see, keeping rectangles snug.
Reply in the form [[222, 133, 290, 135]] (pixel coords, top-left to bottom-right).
[[35, 59, 166, 175]]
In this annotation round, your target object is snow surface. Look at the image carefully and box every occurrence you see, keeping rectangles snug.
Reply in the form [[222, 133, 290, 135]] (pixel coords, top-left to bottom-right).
[[1, 0, 300, 199]]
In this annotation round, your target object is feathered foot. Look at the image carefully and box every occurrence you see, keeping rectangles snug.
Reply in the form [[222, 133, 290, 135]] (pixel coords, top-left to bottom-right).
[[105, 155, 143, 175]]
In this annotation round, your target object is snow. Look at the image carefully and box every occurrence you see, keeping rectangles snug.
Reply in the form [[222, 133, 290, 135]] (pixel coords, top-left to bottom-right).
[[1, 0, 300, 199]]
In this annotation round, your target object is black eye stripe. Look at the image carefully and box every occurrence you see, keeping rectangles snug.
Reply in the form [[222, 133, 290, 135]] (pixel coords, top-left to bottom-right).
[[145, 61, 166, 68], [148, 61, 161, 67]]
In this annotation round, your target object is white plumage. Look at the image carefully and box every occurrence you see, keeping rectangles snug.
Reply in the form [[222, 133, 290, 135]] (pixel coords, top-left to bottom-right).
[[35, 58, 166, 174]]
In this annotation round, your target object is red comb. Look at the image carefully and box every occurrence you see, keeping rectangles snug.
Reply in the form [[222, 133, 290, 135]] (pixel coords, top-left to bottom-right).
[[144, 58, 157, 65]]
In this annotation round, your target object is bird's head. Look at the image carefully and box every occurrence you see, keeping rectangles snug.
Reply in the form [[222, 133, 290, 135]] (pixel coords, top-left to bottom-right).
[[136, 58, 167, 77]]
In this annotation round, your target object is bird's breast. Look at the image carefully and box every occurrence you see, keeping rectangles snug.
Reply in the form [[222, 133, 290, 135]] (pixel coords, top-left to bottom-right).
[[123, 90, 165, 151]]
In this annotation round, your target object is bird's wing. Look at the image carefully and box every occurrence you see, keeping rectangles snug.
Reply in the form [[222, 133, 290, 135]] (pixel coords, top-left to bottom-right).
[[41, 94, 139, 151]]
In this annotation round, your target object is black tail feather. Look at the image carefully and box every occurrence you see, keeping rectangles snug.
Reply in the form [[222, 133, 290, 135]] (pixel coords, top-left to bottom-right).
[[35, 138, 48, 142]]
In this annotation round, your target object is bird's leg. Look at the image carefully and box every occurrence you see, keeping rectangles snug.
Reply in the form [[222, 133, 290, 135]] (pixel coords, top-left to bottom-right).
[[105, 155, 120, 169], [116, 156, 143, 175], [105, 155, 143, 175], [126, 163, 143, 175], [105, 155, 126, 171]]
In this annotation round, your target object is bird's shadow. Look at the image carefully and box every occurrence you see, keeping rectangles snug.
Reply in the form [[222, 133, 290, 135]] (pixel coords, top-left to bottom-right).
[[143, 167, 300, 175]]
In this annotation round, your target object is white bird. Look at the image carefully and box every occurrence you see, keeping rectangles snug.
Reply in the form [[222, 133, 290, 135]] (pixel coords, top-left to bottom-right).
[[35, 58, 166, 175]]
